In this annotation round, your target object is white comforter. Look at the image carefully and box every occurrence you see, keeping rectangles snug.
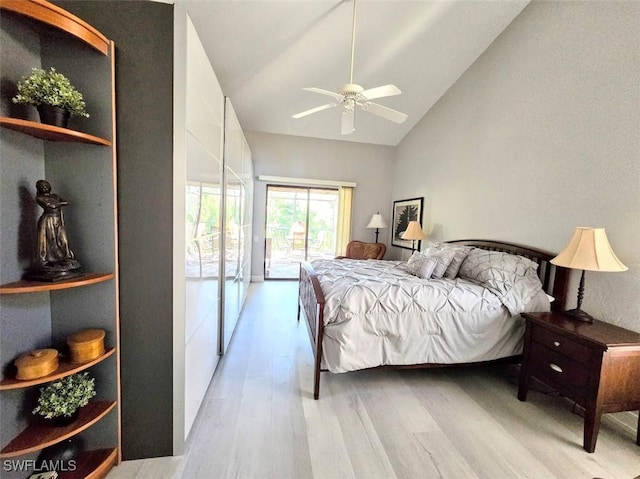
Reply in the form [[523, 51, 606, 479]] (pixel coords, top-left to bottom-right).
[[311, 258, 549, 373]]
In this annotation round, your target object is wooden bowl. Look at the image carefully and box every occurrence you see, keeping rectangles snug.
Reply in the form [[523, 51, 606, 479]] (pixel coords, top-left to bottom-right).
[[67, 328, 105, 363], [15, 349, 59, 380]]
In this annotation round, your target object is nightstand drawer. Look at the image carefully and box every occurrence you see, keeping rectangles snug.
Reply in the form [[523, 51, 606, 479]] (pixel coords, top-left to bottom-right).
[[531, 324, 593, 364], [529, 342, 591, 401]]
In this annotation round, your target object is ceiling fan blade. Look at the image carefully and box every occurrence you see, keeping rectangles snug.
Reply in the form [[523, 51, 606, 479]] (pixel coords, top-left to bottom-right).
[[292, 103, 338, 119], [303, 87, 344, 101], [360, 84, 401, 101], [341, 108, 355, 135], [362, 102, 408, 124]]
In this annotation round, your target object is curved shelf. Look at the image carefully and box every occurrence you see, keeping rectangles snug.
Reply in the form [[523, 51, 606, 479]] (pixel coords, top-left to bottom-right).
[[0, 273, 114, 294], [0, 117, 111, 145], [59, 448, 117, 479], [0, 400, 116, 457], [0, 347, 115, 390], [0, 0, 109, 55]]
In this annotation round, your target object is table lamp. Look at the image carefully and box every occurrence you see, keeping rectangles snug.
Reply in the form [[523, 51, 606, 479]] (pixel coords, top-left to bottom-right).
[[366, 213, 387, 243], [401, 221, 427, 253], [550, 227, 628, 322]]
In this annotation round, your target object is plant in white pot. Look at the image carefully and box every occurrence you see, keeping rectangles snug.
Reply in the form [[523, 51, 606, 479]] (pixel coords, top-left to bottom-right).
[[12, 67, 89, 128], [33, 372, 96, 427]]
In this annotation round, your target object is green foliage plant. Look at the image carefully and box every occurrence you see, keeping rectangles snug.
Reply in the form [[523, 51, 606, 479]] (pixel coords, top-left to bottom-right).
[[13, 67, 89, 118], [33, 372, 96, 419]]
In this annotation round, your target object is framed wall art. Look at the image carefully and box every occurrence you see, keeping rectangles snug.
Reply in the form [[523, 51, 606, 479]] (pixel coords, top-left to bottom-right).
[[391, 197, 424, 249]]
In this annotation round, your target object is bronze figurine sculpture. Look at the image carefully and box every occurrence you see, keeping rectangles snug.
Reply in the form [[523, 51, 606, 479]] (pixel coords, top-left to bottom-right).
[[26, 180, 81, 281]]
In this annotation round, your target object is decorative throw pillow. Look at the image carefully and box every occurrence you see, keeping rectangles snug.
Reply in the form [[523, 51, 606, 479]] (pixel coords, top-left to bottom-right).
[[406, 251, 422, 271], [406, 251, 438, 279], [415, 256, 438, 279], [435, 244, 473, 279], [422, 247, 457, 279], [458, 248, 542, 314]]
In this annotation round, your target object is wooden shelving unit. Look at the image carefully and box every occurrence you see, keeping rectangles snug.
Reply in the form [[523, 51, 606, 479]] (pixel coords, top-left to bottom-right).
[[59, 448, 118, 479], [0, 117, 111, 145], [0, 347, 115, 390], [0, 273, 114, 294], [0, 0, 109, 54], [0, 400, 116, 457], [0, 1, 120, 477]]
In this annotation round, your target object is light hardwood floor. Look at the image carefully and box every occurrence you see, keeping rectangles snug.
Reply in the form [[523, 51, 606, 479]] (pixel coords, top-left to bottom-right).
[[108, 281, 640, 479]]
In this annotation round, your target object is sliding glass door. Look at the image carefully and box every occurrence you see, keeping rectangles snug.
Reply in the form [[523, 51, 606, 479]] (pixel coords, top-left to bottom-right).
[[265, 185, 339, 279]]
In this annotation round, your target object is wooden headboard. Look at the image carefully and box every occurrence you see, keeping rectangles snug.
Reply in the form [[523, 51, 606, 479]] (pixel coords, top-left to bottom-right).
[[446, 239, 569, 312]]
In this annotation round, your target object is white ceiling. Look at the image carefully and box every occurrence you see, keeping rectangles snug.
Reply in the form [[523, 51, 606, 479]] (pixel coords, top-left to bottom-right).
[[180, 0, 529, 146]]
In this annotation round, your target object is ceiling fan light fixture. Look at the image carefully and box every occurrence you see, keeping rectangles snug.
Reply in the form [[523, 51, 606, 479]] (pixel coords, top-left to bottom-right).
[[341, 107, 355, 135], [339, 83, 364, 96], [292, 0, 407, 135], [344, 98, 356, 111]]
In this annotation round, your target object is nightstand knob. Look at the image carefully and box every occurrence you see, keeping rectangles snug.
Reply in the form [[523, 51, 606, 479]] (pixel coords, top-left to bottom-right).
[[553, 341, 561, 347], [549, 363, 563, 373]]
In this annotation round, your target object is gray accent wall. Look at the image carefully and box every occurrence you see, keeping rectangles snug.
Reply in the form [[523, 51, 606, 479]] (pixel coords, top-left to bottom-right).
[[392, 1, 640, 332], [55, 1, 175, 459], [0, 10, 52, 454]]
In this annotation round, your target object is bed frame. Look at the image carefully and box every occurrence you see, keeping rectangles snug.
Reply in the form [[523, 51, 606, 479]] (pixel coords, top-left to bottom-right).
[[297, 239, 570, 399]]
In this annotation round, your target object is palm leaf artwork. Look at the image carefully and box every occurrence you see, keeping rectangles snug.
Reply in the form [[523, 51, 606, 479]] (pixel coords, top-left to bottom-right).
[[394, 205, 417, 239]]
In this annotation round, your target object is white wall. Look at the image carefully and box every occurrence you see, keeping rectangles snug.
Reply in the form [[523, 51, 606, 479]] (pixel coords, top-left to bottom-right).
[[393, 1, 639, 331], [246, 131, 395, 280]]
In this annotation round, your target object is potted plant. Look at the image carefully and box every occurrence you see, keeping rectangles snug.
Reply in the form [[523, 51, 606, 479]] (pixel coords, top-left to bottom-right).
[[12, 67, 89, 128], [33, 372, 96, 426]]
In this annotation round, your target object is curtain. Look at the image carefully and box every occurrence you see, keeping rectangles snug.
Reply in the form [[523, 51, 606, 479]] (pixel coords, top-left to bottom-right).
[[336, 186, 353, 255]]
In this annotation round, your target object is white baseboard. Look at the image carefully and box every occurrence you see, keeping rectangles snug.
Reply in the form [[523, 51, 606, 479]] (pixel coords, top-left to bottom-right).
[[251, 275, 264, 283]]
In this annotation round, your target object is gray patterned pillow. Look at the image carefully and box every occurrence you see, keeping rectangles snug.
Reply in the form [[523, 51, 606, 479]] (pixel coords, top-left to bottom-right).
[[458, 248, 542, 315], [436, 244, 473, 278], [422, 247, 457, 279], [406, 251, 438, 279]]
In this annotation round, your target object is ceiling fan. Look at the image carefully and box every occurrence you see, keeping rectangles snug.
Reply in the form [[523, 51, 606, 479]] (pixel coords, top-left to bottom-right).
[[292, 0, 408, 135]]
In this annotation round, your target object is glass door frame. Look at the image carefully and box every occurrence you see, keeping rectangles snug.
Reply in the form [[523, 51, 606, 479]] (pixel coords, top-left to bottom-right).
[[264, 184, 338, 280]]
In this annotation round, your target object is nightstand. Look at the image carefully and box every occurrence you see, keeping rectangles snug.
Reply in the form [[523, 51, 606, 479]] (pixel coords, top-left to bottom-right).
[[518, 311, 640, 452]]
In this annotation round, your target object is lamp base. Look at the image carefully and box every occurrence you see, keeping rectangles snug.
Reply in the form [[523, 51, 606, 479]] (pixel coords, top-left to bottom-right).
[[563, 308, 595, 323]]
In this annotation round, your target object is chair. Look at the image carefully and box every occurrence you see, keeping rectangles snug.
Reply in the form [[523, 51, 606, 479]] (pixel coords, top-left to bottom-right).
[[336, 240, 386, 260], [291, 231, 306, 251]]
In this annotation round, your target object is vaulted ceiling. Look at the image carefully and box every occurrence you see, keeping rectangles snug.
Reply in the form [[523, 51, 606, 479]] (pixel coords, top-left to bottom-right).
[[180, 0, 529, 146]]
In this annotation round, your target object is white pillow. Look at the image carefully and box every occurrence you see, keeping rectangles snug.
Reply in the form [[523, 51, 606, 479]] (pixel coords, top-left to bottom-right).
[[422, 247, 457, 279], [458, 248, 542, 315], [443, 246, 473, 279], [406, 252, 438, 279], [426, 242, 473, 279], [406, 251, 422, 270]]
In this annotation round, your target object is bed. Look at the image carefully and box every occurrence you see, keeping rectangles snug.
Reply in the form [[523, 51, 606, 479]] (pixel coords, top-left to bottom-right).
[[298, 239, 570, 399]]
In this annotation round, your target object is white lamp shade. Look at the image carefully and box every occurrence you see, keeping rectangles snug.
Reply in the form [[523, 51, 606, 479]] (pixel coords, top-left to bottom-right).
[[366, 213, 387, 229], [401, 221, 427, 241], [550, 227, 628, 272]]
